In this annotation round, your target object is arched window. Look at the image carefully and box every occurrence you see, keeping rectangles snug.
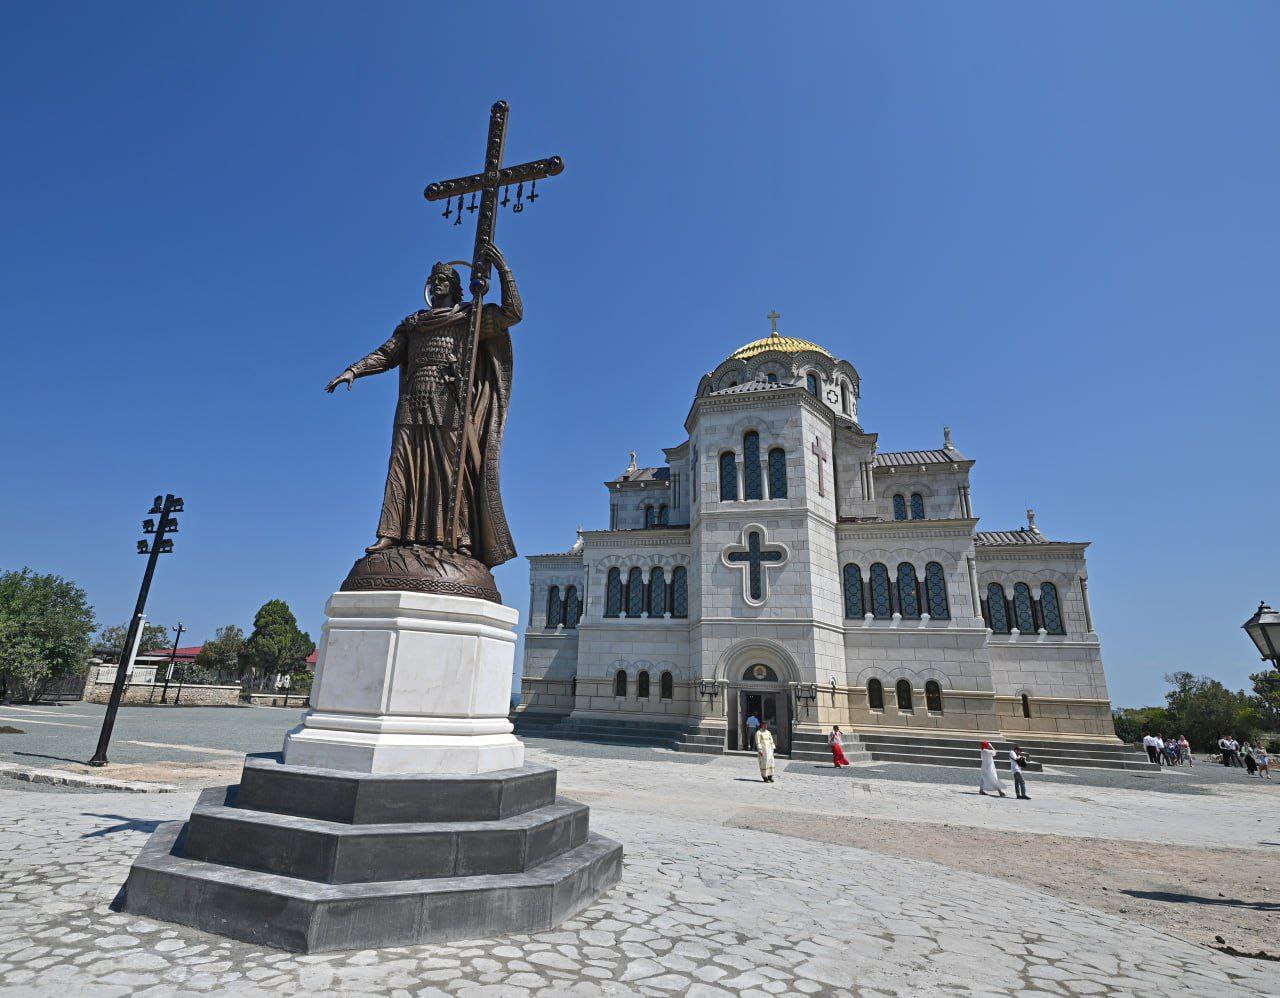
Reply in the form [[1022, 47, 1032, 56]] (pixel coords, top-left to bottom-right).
[[605, 569, 622, 618], [925, 680, 943, 713], [644, 505, 655, 528], [658, 505, 669, 526], [840, 382, 850, 415], [806, 372, 820, 397], [897, 563, 921, 618], [909, 493, 925, 520], [564, 586, 580, 628], [670, 566, 688, 618], [614, 670, 628, 698], [842, 563, 864, 618], [660, 671, 674, 700], [866, 677, 884, 710], [895, 679, 914, 711], [1013, 582, 1035, 633], [545, 585, 562, 628], [743, 432, 763, 500], [1040, 582, 1065, 634], [1021, 693, 1032, 718], [986, 583, 1009, 633], [626, 568, 645, 618], [648, 568, 667, 618], [766, 372, 778, 384], [870, 563, 892, 618], [719, 451, 738, 501], [925, 562, 950, 619], [767, 448, 787, 499], [638, 670, 650, 699], [892, 494, 907, 521]]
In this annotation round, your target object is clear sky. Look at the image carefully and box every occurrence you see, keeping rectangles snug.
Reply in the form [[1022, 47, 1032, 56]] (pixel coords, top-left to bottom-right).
[[2, 3, 1277, 707]]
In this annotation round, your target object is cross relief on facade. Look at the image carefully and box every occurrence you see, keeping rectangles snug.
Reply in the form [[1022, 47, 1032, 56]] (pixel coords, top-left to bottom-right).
[[811, 433, 829, 498], [721, 523, 789, 606]]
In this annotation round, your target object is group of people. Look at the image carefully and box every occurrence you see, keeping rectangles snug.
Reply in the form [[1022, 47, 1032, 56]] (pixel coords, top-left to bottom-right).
[[751, 721, 850, 782], [1141, 733, 1193, 766], [1216, 735, 1272, 777], [978, 740, 1031, 800]]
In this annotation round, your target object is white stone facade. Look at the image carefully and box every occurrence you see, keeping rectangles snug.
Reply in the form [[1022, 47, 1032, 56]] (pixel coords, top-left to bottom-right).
[[519, 329, 1116, 748]]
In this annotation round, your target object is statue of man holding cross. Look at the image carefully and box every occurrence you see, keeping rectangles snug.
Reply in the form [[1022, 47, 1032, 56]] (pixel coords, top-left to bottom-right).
[[325, 241, 520, 593]]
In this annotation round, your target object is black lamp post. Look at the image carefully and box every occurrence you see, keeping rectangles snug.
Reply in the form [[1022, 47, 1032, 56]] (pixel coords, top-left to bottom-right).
[[1243, 602, 1280, 669], [160, 622, 185, 704], [88, 494, 184, 767]]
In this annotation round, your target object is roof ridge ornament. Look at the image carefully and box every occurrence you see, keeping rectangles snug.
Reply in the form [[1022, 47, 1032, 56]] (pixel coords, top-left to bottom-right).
[[943, 426, 955, 451], [625, 450, 638, 476], [767, 309, 781, 337], [1026, 507, 1040, 535]]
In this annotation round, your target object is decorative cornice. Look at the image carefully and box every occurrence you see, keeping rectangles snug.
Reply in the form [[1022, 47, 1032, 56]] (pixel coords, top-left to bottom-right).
[[836, 518, 979, 540], [976, 546, 1089, 562]]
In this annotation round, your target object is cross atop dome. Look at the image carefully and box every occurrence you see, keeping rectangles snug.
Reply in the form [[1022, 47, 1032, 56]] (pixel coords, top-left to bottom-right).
[[767, 309, 781, 336]]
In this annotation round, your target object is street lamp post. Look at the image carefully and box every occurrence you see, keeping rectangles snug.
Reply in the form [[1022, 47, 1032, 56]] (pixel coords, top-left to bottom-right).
[[1243, 601, 1280, 668], [160, 622, 185, 704], [88, 494, 184, 767]]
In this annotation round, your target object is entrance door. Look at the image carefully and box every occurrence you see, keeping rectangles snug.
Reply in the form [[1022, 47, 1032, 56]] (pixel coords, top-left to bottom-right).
[[740, 692, 789, 754]]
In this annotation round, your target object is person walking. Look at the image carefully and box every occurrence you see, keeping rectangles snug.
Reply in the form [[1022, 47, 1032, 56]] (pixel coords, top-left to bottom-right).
[[1227, 736, 1241, 768], [745, 712, 760, 751], [978, 741, 1007, 797], [1218, 735, 1231, 766], [1256, 744, 1271, 779], [1179, 734, 1193, 767], [829, 725, 850, 768], [1243, 743, 1258, 776], [1009, 743, 1030, 800], [1143, 734, 1159, 764], [756, 721, 776, 783]]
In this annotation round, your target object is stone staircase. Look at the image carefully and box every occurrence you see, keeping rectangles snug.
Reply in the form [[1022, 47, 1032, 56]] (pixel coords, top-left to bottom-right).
[[513, 713, 714, 752], [788, 730, 873, 764], [849, 732, 1159, 772]]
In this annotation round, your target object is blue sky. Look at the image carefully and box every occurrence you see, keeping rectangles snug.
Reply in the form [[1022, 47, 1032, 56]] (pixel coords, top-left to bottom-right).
[[2, 3, 1277, 707]]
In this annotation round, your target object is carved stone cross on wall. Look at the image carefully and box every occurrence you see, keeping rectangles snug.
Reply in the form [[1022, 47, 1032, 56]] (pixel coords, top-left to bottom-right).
[[721, 524, 789, 606], [811, 434, 830, 498]]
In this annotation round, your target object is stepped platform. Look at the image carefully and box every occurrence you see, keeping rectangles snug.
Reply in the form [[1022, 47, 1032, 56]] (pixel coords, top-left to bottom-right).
[[851, 732, 1158, 772], [122, 754, 622, 952]]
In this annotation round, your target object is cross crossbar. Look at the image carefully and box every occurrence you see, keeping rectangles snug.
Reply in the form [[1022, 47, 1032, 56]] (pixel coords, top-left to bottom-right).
[[424, 156, 564, 202]]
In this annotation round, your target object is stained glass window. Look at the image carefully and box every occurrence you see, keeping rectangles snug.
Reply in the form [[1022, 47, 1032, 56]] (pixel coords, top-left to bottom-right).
[[660, 671, 674, 700], [896, 679, 914, 711], [843, 563, 864, 618], [910, 493, 925, 520], [870, 563, 892, 618], [867, 677, 884, 710], [767, 372, 778, 384], [1040, 582, 1065, 634], [638, 671, 650, 699], [986, 583, 1009, 632], [806, 372, 820, 396], [898, 563, 921, 618], [658, 505, 669, 526], [691, 448, 698, 503], [546, 585, 562, 628], [605, 569, 622, 618], [743, 432, 763, 500], [1013, 582, 1035, 633], [719, 451, 738, 501], [564, 585, 580, 628], [893, 494, 907, 521], [840, 382, 850, 414], [626, 568, 645, 618], [614, 670, 627, 697], [925, 562, 950, 619], [671, 566, 688, 618], [1021, 693, 1031, 718], [768, 448, 787, 499], [644, 505, 655, 528], [925, 680, 943, 713], [648, 568, 667, 618]]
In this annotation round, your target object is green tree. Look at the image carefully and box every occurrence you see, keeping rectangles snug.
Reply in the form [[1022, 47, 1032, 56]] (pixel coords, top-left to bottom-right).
[[1249, 669, 1280, 728], [0, 568, 96, 702], [97, 621, 170, 658], [240, 600, 314, 691], [193, 624, 245, 680], [1161, 672, 1260, 749], [1112, 705, 1172, 744]]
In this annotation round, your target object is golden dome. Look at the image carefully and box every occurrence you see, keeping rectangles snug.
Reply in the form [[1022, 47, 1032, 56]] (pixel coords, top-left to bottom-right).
[[729, 331, 833, 361]]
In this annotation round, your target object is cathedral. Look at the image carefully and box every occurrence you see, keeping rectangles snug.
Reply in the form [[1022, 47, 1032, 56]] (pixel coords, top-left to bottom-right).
[[516, 319, 1117, 757]]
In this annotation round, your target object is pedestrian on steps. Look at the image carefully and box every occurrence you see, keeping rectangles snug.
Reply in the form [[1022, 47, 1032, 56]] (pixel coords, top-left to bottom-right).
[[829, 725, 850, 768]]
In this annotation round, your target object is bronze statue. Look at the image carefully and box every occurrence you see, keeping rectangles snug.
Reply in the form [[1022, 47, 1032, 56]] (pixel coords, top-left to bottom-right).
[[326, 100, 562, 603], [325, 243, 520, 601]]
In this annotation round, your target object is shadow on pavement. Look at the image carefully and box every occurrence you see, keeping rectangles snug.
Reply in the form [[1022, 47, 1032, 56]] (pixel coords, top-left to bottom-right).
[[1122, 889, 1279, 912], [80, 813, 165, 838]]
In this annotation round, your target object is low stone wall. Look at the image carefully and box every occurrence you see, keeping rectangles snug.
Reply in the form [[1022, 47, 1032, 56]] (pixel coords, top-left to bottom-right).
[[85, 682, 244, 707], [246, 693, 310, 708]]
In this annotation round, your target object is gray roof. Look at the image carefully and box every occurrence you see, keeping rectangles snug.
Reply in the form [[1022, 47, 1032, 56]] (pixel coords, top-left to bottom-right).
[[709, 381, 791, 397], [874, 447, 968, 467], [975, 529, 1073, 547], [607, 466, 670, 485]]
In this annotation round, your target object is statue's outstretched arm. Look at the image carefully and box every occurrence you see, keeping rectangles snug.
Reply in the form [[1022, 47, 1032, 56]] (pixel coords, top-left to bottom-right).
[[485, 242, 522, 329], [325, 326, 407, 392]]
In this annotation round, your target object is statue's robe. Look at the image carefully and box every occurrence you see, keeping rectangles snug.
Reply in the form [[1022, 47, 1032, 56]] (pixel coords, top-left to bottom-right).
[[345, 275, 521, 568]]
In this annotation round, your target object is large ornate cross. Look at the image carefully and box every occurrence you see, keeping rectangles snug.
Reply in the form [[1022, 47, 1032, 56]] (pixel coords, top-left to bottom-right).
[[811, 433, 829, 497], [423, 100, 564, 548], [722, 526, 788, 605]]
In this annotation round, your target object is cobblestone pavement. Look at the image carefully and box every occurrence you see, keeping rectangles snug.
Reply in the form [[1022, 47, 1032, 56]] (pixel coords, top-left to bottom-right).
[[2, 743, 1278, 996]]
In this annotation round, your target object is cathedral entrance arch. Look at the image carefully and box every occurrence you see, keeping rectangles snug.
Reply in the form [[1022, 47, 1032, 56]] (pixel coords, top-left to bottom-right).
[[719, 643, 796, 755]]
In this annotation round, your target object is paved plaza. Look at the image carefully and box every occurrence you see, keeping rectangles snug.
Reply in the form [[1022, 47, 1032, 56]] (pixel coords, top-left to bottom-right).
[[1, 705, 1278, 996]]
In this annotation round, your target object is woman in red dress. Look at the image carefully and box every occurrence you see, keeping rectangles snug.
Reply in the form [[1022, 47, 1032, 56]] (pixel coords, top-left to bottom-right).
[[829, 725, 850, 767]]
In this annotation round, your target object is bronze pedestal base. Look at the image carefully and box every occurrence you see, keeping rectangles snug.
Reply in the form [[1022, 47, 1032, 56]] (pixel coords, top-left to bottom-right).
[[340, 545, 501, 603]]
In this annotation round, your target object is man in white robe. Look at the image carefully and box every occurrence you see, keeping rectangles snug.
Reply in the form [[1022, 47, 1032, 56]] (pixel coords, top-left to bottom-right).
[[978, 740, 1007, 797], [757, 722, 776, 783]]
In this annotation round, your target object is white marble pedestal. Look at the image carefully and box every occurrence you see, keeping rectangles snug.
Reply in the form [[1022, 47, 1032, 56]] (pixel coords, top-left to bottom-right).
[[282, 590, 523, 775]]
